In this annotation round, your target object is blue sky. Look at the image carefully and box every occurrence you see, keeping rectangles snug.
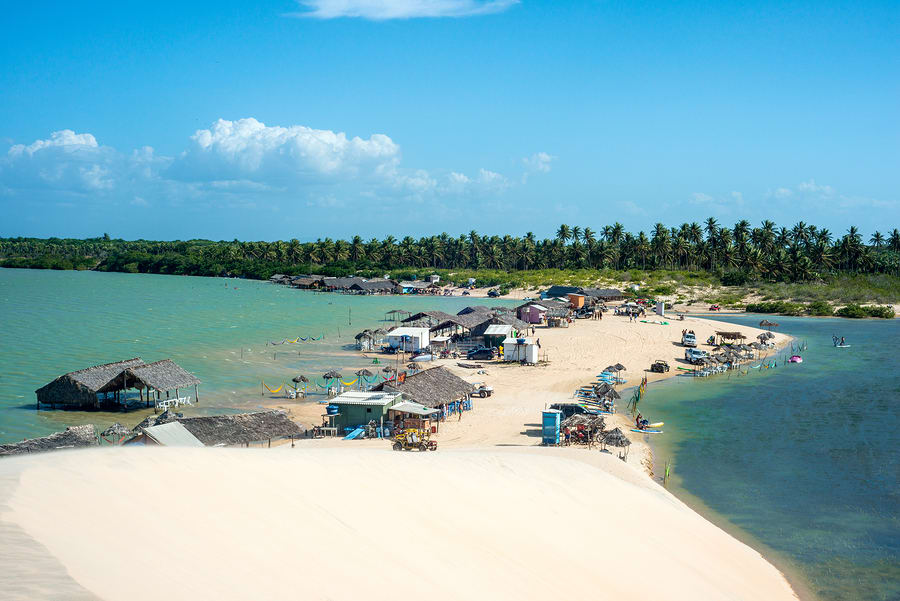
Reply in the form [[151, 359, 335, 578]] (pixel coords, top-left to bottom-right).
[[1, 0, 897, 241]]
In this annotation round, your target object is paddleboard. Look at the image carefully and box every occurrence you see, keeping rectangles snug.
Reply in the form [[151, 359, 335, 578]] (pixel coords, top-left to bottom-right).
[[835, 344, 851, 348], [648, 422, 664, 428], [630, 429, 663, 434]]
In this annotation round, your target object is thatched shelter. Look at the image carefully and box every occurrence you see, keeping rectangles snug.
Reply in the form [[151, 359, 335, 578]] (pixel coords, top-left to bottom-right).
[[35, 357, 200, 410], [759, 320, 779, 330], [373, 366, 473, 408], [176, 411, 302, 447], [601, 428, 632, 458], [100, 423, 134, 440], [0, 425, 98, 456], [35, 358, 144, 409], [323, 370, 342, 380], [715, 331, 746, 345], [292, 375, 309, 384]]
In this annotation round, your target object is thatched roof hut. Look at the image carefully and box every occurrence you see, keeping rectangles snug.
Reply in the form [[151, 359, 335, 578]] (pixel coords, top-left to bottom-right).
[[373, 366, 473, 408], [602, 427, 631, 448], [126, 360, 200, 394], [35, 358, 145, 409], [35, 357, 200, 410], [176, 411, 302, 447], [0, 425, 97, 456], [100, 423, 134, 439]]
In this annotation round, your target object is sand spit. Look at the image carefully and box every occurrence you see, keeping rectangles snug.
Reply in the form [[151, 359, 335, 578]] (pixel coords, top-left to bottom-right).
[[1, 447, 797, 601]]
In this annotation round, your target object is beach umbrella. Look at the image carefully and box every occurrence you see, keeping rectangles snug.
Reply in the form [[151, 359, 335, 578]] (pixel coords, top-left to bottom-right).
[[614, 363, 627, 372], [382, 366, 396, 373], [603, 365, 617, 374], [602, 428, 632, 457], [355, 369, 373, 377], [323, 370, 342, 380], [292, 375, 309, 383]]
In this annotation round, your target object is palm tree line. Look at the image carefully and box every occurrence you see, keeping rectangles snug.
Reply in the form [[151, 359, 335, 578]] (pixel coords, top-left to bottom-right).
[[1, 220, 899, 280]]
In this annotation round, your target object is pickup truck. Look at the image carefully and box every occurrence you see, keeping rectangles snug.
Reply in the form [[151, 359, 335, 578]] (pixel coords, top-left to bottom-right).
[[681, 332, 697, 347], [684, 348, 709, 364]]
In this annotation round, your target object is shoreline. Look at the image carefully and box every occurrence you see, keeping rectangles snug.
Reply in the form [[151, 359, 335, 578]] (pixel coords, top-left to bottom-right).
[[266, 309, 801, 598]]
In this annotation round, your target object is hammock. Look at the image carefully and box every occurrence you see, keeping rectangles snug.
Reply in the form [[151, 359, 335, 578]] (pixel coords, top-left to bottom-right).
[[268, 339, 286, 346], [363, 375, 379, 383], [286, 337, 300, 344], [310, 334, 324, 341], [381, 374, 395, 381], [263, 381, 284, 393], [298, 336, 309, 342], [340, 378, 358, 386]]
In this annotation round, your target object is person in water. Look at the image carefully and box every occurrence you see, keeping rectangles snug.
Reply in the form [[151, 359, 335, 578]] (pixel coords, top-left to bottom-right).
[[840, 337, 846, 346], [635, 413, 646, 430]]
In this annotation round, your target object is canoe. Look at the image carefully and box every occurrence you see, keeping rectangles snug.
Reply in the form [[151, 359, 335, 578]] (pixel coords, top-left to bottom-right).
[[630, 429, 663, 434]]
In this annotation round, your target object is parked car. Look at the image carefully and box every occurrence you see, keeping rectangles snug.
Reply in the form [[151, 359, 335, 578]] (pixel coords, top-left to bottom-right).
[[709, 304, 721, 311], [471, 382, 494, 398], [466, 346, 496, 361], [650, 360, 670, 373], [684, 349, 709, 364], [549, 403, 592, 419], [681, 332, 697, 347]]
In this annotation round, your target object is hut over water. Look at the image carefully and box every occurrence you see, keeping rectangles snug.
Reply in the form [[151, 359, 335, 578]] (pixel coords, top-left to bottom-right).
[[35, 357, 200, 410]]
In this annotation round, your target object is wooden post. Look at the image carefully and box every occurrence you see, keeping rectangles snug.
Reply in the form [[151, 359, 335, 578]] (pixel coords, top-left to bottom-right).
[[195, 384, 199, 403]]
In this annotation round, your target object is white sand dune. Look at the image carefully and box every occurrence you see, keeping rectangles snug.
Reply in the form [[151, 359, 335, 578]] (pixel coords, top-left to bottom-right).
[[1, 447, 797, 601]]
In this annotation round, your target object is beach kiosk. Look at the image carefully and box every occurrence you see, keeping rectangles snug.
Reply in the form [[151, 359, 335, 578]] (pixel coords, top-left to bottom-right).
[[501, 337, 539, 364], [542, 409, 562, 445]]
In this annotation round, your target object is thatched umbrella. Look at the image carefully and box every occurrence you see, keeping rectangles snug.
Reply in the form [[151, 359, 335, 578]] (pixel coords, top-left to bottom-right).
[[406, 362, 419, 370], [292, 375, 310, 384], [614, 363, 627, 372], [355, 369, 373, 377], [603, 365, 617, 374], [602, 427, 632, 458], [323, 370, 342, 380], [100, 423, 133, 439], [382, 366, 396, 373], [759, 319, 779, 330]]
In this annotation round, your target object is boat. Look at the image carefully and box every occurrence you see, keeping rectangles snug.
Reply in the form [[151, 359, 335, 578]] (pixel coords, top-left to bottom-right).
[[412, 354, 434, 362], [789, 355, 803, 363], [630, 429, 663, 434]]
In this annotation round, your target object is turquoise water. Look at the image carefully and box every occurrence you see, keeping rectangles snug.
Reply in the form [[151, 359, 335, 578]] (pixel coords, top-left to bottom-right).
[[0, 269, 514, 442], [642, 314, 899, 601]]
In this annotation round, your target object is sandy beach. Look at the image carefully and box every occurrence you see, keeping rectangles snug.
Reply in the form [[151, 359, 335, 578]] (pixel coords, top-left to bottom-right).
[[0, 446, 798, 601], [277, 311, 788, 474], [0, 310, 797, 601]]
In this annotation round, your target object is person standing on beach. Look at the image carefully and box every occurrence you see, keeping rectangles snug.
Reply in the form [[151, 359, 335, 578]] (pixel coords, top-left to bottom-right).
[[458, 401, 463, 421]]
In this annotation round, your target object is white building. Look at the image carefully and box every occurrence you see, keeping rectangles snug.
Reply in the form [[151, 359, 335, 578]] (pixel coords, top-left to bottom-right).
[[385, 327, 431, 352], [501, 337, 539, 364]]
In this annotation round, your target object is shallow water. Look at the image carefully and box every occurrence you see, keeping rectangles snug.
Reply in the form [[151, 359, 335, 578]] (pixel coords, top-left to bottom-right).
[[0, 268, 514, 441], [642, 314, 900, 601]]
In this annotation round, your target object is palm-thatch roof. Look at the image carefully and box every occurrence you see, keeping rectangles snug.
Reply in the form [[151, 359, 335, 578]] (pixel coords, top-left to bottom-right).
[[614, 363, 627, 372], [759, 320, 779, 328], [132, 410, 180, 433], [292, 375, 310, 383], [602, 427, 631, 447], [355, 369, 373, 377], [323, 370, 342, 379], [35, 358, 145, 405], [373, 366, 473, 408], [100, 423, 134, 439], [126, 359, 200, 392], [0, 425, 97, 456], [561, 414, 606, 429], [176, 410, 302, 446]]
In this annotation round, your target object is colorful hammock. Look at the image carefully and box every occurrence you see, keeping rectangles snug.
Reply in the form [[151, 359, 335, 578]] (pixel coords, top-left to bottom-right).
[[263, 381, 284, 393], [310, 334, 324, 341], [298, 336, 309, 341], [286, 337, 300, 344], [340, 378, 358, 386], [268, 339, 286, 345]]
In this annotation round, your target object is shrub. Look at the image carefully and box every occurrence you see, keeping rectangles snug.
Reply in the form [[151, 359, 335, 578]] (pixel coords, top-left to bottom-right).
[[745, 301, 804, 316], [721, 271, 751, 286], [835, 304, 868, 318], [806, 301, 834, 316], [652, 284, 676, 296]]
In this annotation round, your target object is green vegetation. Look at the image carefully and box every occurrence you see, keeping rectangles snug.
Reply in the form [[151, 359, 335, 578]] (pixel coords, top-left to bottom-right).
[[834, 304, 895, 319], [1, 220, 898, 307], [745, 301, 806, 316], [806, 301, 835, 316]]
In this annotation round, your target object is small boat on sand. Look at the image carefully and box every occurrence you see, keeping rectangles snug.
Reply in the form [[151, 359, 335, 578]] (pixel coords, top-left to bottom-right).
[[789, 355, 803, 363]]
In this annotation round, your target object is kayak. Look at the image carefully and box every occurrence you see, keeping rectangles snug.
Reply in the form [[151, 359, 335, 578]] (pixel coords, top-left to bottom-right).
[[630, 429, 663, 434]]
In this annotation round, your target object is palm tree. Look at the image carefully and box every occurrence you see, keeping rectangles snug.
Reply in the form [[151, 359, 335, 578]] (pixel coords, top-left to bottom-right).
[[870, 231, 885, 249], [556, 224, 571, 245]]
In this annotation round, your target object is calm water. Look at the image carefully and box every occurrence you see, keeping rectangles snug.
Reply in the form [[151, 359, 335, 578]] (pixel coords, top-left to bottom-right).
[[0, 269, 514, 441], [642, 314, 900, 601]]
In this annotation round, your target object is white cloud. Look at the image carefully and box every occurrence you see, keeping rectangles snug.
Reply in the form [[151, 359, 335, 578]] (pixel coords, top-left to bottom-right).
[[170, 118, 400, 185], [1, 118, 516, 209], [773, 187, 792, 199], [797, 179, 835, 196], [522, 151, 554, 173], [292, 0, 518, 20], [690, 192, 714, 204]]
